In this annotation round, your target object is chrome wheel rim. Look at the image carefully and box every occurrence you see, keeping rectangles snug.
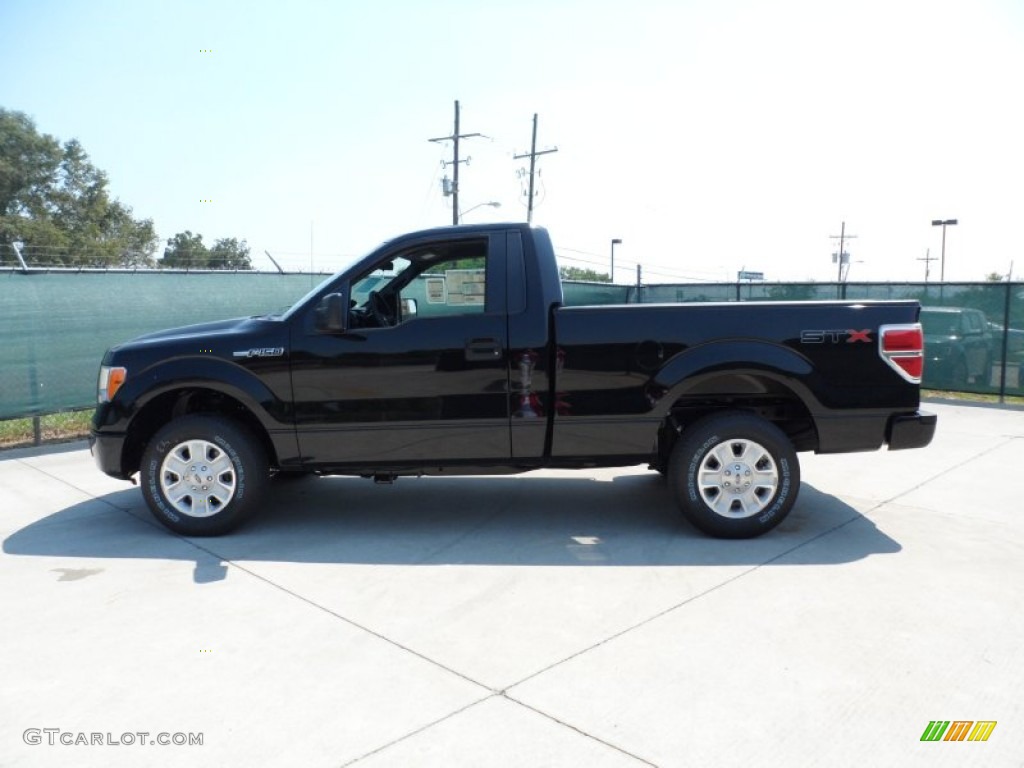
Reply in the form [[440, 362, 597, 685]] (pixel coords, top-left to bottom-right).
[[159, 440, 236, 518], [698, 438, 778, 518]]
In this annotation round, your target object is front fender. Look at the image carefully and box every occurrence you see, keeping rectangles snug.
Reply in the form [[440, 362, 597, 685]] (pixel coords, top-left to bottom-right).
[[99, 356, 293, 433]]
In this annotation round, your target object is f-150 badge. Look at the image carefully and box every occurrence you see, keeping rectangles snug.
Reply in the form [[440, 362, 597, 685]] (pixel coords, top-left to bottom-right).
[[232, 347, 285, 358]]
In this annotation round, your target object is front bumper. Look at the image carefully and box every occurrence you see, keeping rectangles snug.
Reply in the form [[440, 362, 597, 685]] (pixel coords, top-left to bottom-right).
[[89, 430, 130, 479], [886, 410, 937, 450]]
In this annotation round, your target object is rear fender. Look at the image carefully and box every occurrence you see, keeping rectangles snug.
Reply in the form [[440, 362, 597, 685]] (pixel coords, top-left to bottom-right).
[[650, 340, 819, 417]]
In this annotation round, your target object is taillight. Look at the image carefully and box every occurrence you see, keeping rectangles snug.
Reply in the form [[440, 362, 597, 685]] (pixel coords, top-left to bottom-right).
[[879, 324, 924, 383]]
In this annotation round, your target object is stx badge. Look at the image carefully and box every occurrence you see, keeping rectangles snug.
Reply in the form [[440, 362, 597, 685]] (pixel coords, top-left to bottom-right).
[[800, 329, 872, 344]]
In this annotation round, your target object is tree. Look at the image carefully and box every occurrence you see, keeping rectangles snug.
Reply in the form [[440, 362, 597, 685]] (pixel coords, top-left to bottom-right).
[[161, 232, 252, 270], [425, 256, 485, 273], [161, 231, 208, 268], [208, 237, 251, 270], [985, 272, 1005, 282], [559, 265, 610, 282], [0, 108, 157, 266]]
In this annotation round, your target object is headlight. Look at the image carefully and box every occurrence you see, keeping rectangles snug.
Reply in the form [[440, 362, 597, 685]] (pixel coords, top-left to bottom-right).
[[98, 366, 127, 403]]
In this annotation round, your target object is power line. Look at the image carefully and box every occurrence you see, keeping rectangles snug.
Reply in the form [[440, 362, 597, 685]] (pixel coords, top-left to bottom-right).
[[556, 247, 720, 281]]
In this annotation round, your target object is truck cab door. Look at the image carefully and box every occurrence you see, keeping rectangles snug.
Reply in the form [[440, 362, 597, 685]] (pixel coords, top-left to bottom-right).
[[290, 232, 511, 467]]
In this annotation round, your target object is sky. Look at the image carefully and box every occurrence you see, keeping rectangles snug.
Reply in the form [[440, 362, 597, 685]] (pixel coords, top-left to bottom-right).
[[2, 0, 1023, 283]]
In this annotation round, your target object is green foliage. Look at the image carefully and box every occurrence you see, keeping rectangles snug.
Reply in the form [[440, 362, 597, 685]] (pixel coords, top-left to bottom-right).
[[0, 410, 93, 448], [425, 256, 485, 273], [559, 265, 610, 282], [161, 231, 251, 270], [208, 237, 251, 269], [0, 108, 157, 267]]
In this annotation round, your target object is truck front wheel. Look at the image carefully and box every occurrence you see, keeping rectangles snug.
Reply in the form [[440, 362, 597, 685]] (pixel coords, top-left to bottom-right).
[[140, 415, 268, 536], [668, 412, 799, 538]]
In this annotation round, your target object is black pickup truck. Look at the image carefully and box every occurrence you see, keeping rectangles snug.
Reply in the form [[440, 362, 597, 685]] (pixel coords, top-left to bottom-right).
[[91, 223, 935, 538]]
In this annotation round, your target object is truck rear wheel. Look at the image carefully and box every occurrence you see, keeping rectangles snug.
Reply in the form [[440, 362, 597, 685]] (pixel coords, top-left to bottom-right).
[[668, 412, 799, 538], [140, 415, 268, 536]]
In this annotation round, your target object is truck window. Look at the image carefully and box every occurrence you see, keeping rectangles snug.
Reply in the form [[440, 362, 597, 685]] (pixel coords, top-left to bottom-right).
[[346, 238, 490, 328], [399, 242, 489, 320]]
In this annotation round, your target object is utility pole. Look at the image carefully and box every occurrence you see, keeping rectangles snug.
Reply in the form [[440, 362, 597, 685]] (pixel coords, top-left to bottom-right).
[[513, 113, 558, 224], [830, 221, 858, 283], [917, 248, 937, 282], [429, 100, 487, 225]]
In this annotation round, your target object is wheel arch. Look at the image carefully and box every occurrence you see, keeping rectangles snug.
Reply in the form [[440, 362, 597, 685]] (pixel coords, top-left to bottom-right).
[[649, 342, 822, 470], [123, 386, 278, 477]]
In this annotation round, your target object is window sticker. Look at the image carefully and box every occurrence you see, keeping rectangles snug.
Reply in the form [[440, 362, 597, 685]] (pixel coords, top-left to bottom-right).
[[425, 277, 447, 304]]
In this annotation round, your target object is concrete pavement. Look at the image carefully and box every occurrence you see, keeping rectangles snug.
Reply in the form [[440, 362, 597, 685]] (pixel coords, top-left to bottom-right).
[[1, 401, 1021, 767]]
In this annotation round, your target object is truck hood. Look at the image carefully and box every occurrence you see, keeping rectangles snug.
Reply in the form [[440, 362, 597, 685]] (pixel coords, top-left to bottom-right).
[[110, 316, 281, 357], [129, 317, 254, 344]]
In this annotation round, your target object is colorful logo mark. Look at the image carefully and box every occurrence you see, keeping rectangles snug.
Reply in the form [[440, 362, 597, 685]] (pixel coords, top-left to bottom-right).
[[921, 721, 997, 742]]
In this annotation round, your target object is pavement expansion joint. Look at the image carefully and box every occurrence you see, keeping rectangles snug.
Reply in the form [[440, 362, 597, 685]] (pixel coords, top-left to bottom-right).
[[507, 693, 659, 767], [338, 695, 494, 767]]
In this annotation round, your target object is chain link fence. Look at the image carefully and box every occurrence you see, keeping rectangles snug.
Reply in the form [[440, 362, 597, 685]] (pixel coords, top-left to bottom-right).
[[3, 272, 1022, 421]]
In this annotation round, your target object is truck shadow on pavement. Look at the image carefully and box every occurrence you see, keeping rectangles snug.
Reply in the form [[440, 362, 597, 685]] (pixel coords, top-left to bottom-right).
[[4, 471, 901, 583]]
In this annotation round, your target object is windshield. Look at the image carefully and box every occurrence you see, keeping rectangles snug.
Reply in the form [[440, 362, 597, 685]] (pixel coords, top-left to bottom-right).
[[280, 274, 339, 320], [280, 238, 397, 320]]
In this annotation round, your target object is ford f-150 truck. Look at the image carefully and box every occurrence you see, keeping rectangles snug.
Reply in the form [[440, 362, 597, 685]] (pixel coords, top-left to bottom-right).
[[91, 223, 936, 538]]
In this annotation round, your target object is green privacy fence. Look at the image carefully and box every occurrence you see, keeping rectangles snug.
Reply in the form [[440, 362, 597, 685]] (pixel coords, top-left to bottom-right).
[[1, 271, 319, 420], [3, 272, 1022, 420]]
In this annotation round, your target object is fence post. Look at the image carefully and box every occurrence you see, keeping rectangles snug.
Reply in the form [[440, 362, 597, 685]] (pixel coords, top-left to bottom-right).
[[999, 281, 1012, 403]]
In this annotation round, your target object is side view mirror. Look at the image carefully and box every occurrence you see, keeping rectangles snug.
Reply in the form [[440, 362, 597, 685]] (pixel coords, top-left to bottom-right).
[[317, 285, 350, 332], [401, 298, 418, 320]]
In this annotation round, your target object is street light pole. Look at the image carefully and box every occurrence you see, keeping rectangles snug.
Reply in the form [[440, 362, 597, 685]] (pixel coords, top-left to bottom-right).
[[931, 218, 958, 282], [457, 201, 501, 222], [610, 238, 622, 283]]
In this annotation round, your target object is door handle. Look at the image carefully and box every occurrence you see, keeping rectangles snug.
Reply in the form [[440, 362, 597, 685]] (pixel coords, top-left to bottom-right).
[[465, 338, 503, 362]]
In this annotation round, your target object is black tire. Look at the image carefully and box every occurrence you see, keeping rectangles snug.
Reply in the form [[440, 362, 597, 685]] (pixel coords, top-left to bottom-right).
[[667, 411, 799, 538], [140, 415, 268, 536]]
